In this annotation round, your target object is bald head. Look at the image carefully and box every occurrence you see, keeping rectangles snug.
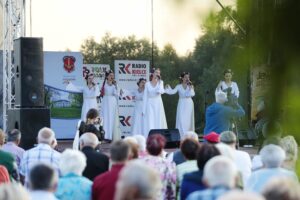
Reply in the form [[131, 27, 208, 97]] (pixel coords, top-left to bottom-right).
[[37, 127, 56, 145], [79, 133, 99, 149]]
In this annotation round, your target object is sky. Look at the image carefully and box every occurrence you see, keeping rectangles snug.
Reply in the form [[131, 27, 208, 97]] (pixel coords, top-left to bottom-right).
[[19, 0, 234, 56]]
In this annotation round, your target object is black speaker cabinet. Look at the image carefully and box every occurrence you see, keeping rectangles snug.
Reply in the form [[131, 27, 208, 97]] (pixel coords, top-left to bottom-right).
[[7, 108, 50, 150], [14, 37, 44, 107], [148, 129, 181, 148]]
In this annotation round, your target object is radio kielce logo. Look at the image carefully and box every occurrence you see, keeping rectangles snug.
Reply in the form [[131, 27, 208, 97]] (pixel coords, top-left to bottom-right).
[[118, 63, 147, 75]]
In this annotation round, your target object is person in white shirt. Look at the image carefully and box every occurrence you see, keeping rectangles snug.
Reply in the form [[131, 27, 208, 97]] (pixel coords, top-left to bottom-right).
[[216, 69, 239, 98], [165, 72, 195, 138], [219, 131, 252, 186], [142, 68, 167, 137]]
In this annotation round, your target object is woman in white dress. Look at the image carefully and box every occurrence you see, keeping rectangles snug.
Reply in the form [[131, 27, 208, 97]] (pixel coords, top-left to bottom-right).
[[100, 70, 121, 141], [66, 73, 100, 121], [215, 69, 239, 98], [142, 68, 168, 138], [165, 72, 195, 138], [131, 78, 146, 135]]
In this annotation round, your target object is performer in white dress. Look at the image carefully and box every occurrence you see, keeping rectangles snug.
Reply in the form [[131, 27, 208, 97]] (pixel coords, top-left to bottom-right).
[[165, 72, 195, 138], [215, 69, 239, 98], [66, 73, 100, 121], [142, 68, 168, 138], [100, 70, 121, 141], [131, 78, 146, 135]]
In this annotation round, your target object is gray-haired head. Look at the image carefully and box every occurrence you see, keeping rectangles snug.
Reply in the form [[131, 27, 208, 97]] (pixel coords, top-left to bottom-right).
[[182, 131, 198, 141], [279, 135, 298, 163], [133, 135, 146, 151], [220, 131, 237, 145], [260, 144, 286, 168], [79, 132, 99, 149], [59, 149, 87, 176], [6, 129, 22, 143], [215, 91, 228, 104], [115, 160, 162, 200], [37, 127, 56, 145], [203, 155, 238, 188]]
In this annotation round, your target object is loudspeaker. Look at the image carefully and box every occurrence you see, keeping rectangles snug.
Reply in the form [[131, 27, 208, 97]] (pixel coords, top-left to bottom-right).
[[14, 37, 44, 107], [148, 129, 181, 148], [7, 108, 50, 150]]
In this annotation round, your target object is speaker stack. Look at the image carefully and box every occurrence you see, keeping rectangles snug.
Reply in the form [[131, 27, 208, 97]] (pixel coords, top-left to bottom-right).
[[7, 37, 50, 150]]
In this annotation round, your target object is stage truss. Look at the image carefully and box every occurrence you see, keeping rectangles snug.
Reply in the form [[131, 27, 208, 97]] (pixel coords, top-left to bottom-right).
[[2, 0, 25, 131]]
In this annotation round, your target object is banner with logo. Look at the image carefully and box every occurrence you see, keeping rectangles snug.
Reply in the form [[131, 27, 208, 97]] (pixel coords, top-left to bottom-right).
[[250, 65, 271, 121], [115, 60, 150, 136], [44, 51, 84, 139], [44, 52, 111, 139]]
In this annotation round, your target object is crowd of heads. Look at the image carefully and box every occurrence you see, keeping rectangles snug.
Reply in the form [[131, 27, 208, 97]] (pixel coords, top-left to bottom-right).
[[0, 125, 299, 200]]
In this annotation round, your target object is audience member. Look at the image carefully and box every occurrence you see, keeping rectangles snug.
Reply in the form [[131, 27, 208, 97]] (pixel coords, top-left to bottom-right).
[[115, 160, 162, 200], [251, 136, 281, 171], [246, 144, 298, 193], [187, 155, 238, 200], [167, 131, 198, 165], [55, 149, 92, 200], [220, 131, 252, 185], [176, 138, 199, 188], [215, 143, 235, 160], [20, 127, 60, 186], [262, 177, 300, 200], [1, 129, 25, 169], [218, 190, 265, 200], [181, 144, 221, 200], [279, 135, 298, 171], [123, 136, 139, 159], [132, 135, 148, 158], [79, 133, 109, 181], [204, 91, 245, 135], [0, 129, 17, 181], [203, 131, 220, 144], [0, 183, 30, 200], [92, 140, 130, 200], [142, 134, 176, 200], [29, 164, 58, 200]]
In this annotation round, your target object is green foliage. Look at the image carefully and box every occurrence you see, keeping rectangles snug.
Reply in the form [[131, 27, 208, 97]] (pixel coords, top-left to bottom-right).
[[81, 33, 159, 67], [51, 107, 81, 118]]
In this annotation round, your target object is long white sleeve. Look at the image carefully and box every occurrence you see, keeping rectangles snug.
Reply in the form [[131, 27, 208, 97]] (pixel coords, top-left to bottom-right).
[[142, 84, 149, 114], [165, 85, 179, 95], [185, 86, 195, 97], [156, 80, 165, 94], [66, 82, 84, 93]]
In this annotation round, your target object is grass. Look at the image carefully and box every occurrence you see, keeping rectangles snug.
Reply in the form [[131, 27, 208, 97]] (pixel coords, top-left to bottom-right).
[[51, 107, 81, 118]]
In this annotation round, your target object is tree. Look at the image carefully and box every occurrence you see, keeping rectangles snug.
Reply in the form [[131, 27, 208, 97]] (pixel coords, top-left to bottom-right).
[[81, 33, 159, 66]]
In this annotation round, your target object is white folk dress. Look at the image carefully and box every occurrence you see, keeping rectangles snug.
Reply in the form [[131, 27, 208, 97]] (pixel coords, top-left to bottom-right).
[[165, 84, 195, 138], [143, 80, 168, 138], [66, 82, 100, 121], [131, 89, 144, 135], [215, 81, 239, 98], [101, 84, 121, 141]]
